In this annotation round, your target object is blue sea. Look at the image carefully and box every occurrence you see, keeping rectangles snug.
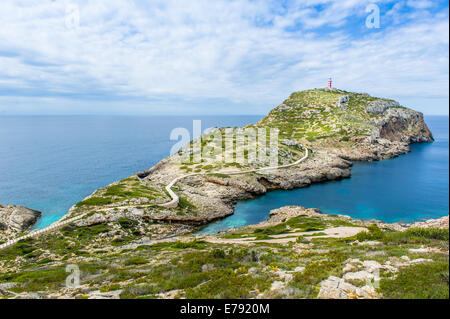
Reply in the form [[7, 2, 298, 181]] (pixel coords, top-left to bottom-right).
[[0, 115, 448, 231], [200, 115, 449, 233], [0, 115, 261, 228]]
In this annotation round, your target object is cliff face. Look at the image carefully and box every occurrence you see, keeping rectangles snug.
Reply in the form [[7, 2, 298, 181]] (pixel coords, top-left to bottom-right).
[[0, 204, 41, 233], [378, 108, 433, 143]]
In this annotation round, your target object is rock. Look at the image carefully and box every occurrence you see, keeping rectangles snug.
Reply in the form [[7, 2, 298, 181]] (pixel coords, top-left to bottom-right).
[[408, 216, 448, 229], [339, 95, 350, 104], [409, 248, 431, 254], [343, 270, 376, 282], [409, 258, 433, 265], [248, 267, 259, 275], [76, 213, 108, 227], [201, 264, 215, 272], [282, 139, 300, 147], [294, 266, 305, 273], [277, 104, 292, 111], [357, 241, 381, 246], [270, 281, 286, 291], [366, 100, 399, 114], [336, 95, 350, 109], [317, 276, 358, 299], [379, 108, 433, 143], [87, 289, 122, 299], [0, 204, 41, 233], [401, 255, 410, 261]]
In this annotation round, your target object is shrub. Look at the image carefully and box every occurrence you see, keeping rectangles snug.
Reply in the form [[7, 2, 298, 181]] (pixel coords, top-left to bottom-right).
[[356, 224, 383, 241], [75, 197, 111, 207], [210, 249, 226, 259], [178, 197, 195, 210], [383, 227, 449, 244], [118, 217, 137, 229], [173, 240, 206, 249], [379, 261, 449, 299], [124, 257, 148, 266]]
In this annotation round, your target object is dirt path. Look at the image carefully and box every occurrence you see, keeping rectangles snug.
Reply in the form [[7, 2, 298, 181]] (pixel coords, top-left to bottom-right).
[[201, 226, 367, 245], [159, 147, 309, 208]]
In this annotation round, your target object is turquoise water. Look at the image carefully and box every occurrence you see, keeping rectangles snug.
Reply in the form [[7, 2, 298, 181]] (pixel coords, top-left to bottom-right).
[[0, 115, 262, 228], [0, 115, 447, 231], [199, 116, 449, 234]]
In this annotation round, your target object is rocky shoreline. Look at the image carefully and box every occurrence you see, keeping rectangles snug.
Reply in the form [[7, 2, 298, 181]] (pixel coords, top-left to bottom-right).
[[0, 89, 439, 243], [256, 206, 449, 232], [0, 204, 41, 234]]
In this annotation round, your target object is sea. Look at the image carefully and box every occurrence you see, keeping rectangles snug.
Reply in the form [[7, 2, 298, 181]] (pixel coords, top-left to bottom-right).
[[0, 115, 448, 231]]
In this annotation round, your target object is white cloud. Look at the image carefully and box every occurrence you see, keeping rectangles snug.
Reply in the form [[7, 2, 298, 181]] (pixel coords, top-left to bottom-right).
[[0, 0, 448, 115], [406, 0, 433, 9]]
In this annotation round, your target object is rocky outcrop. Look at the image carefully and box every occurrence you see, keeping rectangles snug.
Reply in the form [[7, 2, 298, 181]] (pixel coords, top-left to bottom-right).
[[0, 204, 41, 233], [330, 139, 411, 161], [408, 216, 449, 229], [362, 100, 434, 144], [378, 108, 433, 143], [336, 95, 350, 109], [149, 151, 353, 225], [366, 100, 400, 114]]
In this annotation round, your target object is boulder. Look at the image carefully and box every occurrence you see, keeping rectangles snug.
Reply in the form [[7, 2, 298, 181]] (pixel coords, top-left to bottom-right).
[[0, 204, 42, 233]]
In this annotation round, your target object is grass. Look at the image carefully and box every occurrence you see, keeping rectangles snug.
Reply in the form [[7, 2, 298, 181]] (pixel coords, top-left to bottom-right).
[[60, 223, 111, 241], [0, 238, 35, 260], [290, 250, 349, 298], [124, 257, 149, 266], [0, 266, 67, 292], [380, 260, 449, 299], [178, 196, 196, 210], [118, 217, 138, 229], [356, 226, 449, 245], [75, 197, 112, 207]]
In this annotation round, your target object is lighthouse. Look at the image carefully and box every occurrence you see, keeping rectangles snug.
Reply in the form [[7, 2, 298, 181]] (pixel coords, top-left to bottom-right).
[[328, 77, 332, 89]]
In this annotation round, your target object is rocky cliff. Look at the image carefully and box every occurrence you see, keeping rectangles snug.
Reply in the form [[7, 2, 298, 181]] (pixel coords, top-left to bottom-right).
[[0, 204, 41, 233]]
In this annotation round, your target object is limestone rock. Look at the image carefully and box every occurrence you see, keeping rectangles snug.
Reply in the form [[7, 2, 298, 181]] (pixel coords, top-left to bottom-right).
[[366, 100, 399, 114], [0, 204, 41, 233]]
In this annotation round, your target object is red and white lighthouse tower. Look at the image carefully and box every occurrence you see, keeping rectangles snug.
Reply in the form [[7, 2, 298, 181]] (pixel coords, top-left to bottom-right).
[[328, 77, 332, 89]]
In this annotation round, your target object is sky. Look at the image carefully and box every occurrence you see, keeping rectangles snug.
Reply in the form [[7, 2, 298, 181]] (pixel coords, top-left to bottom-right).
[[0, 0, 448, 115]]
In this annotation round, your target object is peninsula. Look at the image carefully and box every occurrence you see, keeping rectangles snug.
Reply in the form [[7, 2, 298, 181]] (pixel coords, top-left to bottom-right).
[[0, 88, 447, 299]]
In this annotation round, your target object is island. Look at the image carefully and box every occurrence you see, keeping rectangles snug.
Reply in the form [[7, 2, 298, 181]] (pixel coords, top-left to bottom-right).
[[0, 88, 447, 299]]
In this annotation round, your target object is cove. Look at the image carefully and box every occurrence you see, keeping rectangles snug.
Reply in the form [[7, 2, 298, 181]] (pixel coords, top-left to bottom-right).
[[198, 116, 449, 234]]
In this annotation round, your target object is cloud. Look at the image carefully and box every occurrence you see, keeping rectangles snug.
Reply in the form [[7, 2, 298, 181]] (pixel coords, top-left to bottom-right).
[[0, 0, 448, 115], [406, 0, 433, 9]]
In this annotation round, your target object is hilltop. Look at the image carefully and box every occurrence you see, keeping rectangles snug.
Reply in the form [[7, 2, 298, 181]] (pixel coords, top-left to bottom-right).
[[259, 88, 432, 144]]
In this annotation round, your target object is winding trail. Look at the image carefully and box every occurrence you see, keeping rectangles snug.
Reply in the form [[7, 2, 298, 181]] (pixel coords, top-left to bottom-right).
[[0, 148, 309, 251], [159, 147, 309, 208]]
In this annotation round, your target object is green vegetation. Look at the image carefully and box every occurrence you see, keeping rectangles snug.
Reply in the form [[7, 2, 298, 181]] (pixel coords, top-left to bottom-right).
[[75, 197, 112, 207], [356, 225, 449, 244], [0, 238, 35, 260], [178, 196, 196, 210], [380, 260, 449, 299], [257, 88, 402, 145], [73, 177, 163, 210], [0, 213, 447, 299]]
